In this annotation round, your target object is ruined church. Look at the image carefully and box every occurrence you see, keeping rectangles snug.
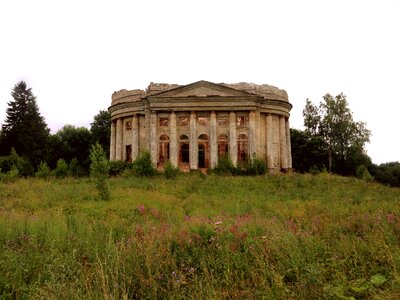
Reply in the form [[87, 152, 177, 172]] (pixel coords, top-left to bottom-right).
[[108, 80, 292, 172]]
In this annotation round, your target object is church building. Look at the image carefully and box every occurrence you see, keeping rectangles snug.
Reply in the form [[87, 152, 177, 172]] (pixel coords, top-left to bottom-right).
[[108, 80, 292, 172]]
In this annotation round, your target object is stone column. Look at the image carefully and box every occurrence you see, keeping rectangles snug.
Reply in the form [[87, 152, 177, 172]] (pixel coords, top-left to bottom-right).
[[229, 111, 237, 166], [169, 111, 178, 167], [150, 111, 157, 166], [279, 116, 288, 169], [285, 118, 292, 169], [115, 118, 123, 161], [249, 111, 256, 160], [255, 110, 261, 158], [189, 112, 198, 170], [110, 121, 116, 161], [145, 109, 150, 151], [266, 113, 273, 169], [132, 114, 139, 161], [210, 111, 217, 168]]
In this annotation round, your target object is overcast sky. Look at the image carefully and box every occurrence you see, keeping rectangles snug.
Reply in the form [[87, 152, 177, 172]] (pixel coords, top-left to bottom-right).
[[0, 0, 399, 164]]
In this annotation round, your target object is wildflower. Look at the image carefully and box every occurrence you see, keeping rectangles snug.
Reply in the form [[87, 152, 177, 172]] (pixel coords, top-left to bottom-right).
[[387, 213, 395, 223]]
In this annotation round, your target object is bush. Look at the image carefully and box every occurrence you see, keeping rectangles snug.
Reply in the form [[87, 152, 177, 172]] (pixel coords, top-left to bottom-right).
[[252, 158, 267, 175], [0, 148, 33, 177], [0, 165, 20, 183], [54, 159, 69, 178], [132, 151, 157, 177], [36, 161, 52, 179], [69, 158, 85, 177], [164, 160, 179, 179], [90, 143, 110, 201], [109, 160, 128, 176], [356, 165, 374, 182], [214, 154, 235, 175]]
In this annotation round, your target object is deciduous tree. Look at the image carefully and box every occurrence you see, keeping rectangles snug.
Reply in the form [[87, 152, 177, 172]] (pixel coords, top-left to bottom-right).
[[303, 93, 371, 174], [90, 110, 111, 158]]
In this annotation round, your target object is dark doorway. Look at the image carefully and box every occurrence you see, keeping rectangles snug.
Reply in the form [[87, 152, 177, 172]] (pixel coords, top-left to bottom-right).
[[198, 144, 205, 168], [125, 145, 132, 162], [180, 143, 189, 163]]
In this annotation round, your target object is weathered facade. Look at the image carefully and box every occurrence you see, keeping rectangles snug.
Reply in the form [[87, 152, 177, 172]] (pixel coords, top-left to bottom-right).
[[108, 80, 292, 172]]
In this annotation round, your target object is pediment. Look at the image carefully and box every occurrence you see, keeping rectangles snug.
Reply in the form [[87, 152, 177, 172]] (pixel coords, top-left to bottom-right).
[[149, 80, 255, 98]]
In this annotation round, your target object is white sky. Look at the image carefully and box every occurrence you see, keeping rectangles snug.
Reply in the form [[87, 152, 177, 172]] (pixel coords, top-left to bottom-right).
[[0, 0, 399, 164]]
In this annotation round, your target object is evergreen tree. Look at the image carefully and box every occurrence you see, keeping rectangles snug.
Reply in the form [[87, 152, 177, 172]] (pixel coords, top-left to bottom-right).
[[1, 81, 49, 167]]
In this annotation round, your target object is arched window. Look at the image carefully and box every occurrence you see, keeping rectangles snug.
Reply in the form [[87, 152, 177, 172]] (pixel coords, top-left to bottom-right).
[[237, 134, 248, 162], [159, 134, 169, 164], [218, 134, 229, 158], [179, 134, 189, 141], [198, 134, 209, 141]]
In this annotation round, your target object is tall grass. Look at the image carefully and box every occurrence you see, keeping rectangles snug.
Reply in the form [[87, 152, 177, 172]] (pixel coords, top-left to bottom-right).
[[0, 173, 400, 298]]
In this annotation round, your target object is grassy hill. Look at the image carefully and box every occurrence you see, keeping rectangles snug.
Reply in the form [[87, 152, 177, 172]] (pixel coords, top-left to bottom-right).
[[1, 173, 400, 299]]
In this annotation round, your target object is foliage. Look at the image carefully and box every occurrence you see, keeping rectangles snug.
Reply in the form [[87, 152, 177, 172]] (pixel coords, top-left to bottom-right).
[[0, 174, 400, 298], [213, 155, 266, 176], [290, 129, 328, 173], [53, 125, 93, 172], [356, 165, 374, 182], [303, 94, 371, 175], [54, 159, 69, 179], [131, 151, 157, 177], [0, 148, 33, 177], [68, 158, 85, 178], [90, 110, 111, 158], [109, 160, 128, 176], [0, 165, 19, 183], [35, 161, 52, 180], [370, 162, 400, 187], [164, 160, 179, 179], [213, 154, 235, 175], [0, 81, 49, 167], [89, 143, 110, 201]]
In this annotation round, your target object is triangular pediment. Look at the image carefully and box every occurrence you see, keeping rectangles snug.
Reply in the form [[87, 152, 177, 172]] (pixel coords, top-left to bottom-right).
[[149, 80, 256, 98]]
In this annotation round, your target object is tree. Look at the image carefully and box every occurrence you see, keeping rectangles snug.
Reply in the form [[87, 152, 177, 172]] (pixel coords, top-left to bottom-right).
[[55, 125, 93, 171], [0, 81, 49, 167], [290, 129, 328, 173], [90, 110, 111, 158], [90, 143, 110, 201], [303, 93, 371, 175]]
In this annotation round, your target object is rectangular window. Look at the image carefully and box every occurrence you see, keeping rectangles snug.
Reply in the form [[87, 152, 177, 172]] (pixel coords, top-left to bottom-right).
[[125, 121, 132, 130], [159, 117, 169, 127]]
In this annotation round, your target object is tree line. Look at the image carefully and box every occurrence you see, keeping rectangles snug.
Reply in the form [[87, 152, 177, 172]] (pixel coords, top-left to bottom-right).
[[0, 81, 399, 187], [0, 81, 110, 176]]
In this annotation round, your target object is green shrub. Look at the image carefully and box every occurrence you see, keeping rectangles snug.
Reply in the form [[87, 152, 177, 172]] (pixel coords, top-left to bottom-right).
[[109, 160, 127, 176], [214, 154, 235, 175], [90, 143, 110, 201], [252, 158, 267, 175], [0, 148, 33, 177], [0, 165, 20, 182], [356, 165, 374, 182], [132, 151, 157, 177], [54, 159, 69, 178], [35, 161, 52, 179], [69, 158, 84, 177], [164, 160, 179, 179]]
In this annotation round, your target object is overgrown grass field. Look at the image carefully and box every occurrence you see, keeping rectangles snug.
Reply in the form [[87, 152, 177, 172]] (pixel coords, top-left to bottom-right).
[[1, 173, 400, 299]]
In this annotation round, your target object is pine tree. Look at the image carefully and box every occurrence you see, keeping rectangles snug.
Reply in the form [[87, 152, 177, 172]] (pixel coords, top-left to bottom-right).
[[0, 81, 49, 167]]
